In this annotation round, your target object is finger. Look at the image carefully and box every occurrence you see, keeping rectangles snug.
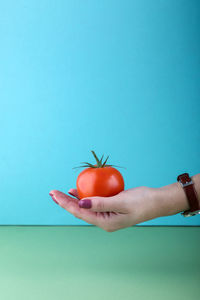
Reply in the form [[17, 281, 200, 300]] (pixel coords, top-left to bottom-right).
[[49, 190, 99, 226], [49, 190, 80, 204], [79, 193, 127, 213], [68, 188, 80, 199]]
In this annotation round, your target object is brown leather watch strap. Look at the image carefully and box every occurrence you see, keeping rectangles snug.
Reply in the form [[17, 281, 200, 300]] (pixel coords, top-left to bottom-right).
[[177, 173, 200, 215]]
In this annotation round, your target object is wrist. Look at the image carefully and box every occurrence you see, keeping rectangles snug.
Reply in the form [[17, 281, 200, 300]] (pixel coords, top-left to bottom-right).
[[153, 181, 191, 217]]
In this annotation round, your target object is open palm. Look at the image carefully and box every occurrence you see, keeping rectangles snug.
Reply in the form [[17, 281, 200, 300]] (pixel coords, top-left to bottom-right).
[[49, 186, 155, 232]]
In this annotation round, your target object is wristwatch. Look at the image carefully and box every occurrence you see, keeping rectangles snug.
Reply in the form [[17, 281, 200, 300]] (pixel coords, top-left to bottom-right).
[[177, 173, 200, 217]]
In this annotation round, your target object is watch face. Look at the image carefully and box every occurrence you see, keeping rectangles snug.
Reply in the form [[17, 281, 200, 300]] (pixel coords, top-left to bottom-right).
[[178, 173, 190, 184]]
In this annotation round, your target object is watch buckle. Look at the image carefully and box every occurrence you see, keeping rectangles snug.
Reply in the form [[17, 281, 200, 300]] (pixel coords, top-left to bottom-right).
[[182, 180, 193, 188]]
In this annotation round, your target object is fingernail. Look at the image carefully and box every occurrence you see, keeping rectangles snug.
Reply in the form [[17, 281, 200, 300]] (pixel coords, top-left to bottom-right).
[[49, 193, 58, 205], [79, 199, 92, 209]]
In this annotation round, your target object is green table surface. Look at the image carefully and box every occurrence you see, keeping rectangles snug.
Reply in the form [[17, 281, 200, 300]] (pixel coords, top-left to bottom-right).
[[0, 226, 199, 300]]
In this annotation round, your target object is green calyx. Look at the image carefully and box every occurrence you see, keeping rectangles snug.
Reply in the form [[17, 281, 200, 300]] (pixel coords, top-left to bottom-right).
[[72, 150, 126, 170]]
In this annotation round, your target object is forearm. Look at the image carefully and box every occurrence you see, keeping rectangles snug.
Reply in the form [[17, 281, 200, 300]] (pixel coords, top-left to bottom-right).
[[153, 173, 200, 217]]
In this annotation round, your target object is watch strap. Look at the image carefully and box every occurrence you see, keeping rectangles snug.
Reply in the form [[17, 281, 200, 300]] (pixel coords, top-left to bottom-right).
[[177, 173, 200, 217]]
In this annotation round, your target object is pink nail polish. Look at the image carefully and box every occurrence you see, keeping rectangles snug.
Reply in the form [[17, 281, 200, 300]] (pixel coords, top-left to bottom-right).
[[79, 199, 92, 209]]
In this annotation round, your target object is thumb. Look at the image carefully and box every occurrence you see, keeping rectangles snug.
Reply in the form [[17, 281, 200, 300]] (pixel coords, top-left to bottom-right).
[[78, 195, 123, 212]]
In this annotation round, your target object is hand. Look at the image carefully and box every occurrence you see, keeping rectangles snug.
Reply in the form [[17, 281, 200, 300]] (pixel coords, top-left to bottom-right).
[[49, 186, 161, 232]]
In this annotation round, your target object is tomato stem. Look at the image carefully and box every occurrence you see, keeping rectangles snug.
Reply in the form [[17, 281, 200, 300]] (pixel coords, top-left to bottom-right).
[[72, 150, 126, 170]]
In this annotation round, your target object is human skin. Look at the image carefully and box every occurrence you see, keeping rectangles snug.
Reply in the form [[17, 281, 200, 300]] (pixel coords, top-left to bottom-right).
[[49, 173, 200, 232]]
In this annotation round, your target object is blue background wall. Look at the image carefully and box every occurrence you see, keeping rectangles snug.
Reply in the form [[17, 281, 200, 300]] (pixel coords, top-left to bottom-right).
[[0, 0, 199, 225]]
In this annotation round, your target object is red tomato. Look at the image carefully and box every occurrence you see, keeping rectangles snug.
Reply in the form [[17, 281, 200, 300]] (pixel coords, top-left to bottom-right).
[[76, 166, 124, 199]]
